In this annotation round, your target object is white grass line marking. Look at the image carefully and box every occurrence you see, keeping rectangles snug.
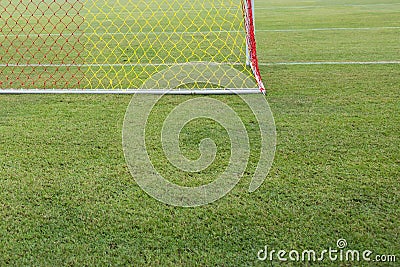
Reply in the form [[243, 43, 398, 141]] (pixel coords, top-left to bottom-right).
[[257, 26, 400, 32], [255, 3, 400, 10], [259, 61, 400, 66], [1, 61, 399, 68], [1, 26, 399, 38]]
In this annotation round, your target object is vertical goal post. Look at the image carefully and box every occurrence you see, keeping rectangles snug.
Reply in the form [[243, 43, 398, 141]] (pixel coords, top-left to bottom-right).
[[245, 0, 255, 66], [0, 0, 265, 94]]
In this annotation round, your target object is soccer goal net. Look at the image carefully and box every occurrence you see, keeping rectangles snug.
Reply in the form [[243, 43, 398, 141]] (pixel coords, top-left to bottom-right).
[[0, 0, 264, 94]]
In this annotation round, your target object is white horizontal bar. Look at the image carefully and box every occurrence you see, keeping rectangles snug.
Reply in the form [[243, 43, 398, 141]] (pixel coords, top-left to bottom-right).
[[0, 89, 261, 95]]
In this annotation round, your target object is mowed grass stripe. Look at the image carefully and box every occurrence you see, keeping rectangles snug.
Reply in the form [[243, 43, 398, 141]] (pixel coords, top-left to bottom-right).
[[0, 65, 398, 266]]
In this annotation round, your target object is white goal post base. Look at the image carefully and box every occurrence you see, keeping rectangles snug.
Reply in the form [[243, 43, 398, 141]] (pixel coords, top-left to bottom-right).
[[0, 89, 262, 95]]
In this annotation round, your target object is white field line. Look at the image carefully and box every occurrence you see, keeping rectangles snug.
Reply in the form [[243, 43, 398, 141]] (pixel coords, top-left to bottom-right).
[[258, 61, 400, 66], [255, 3, 400, 10], [1, 26, 399, 38], [1, 61, 399, 68], [257, 26, 400, 32]]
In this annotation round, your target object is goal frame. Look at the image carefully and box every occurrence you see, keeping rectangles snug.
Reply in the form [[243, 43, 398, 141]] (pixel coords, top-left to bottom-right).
[[0, 0, 264, 95]]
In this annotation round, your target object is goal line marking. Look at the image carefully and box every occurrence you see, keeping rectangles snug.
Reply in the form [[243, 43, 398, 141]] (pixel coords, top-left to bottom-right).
[[0, 89, 261, 95]]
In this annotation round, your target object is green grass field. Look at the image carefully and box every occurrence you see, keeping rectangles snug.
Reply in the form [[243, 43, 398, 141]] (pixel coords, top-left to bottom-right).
[[0, 0, 399, 266]]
